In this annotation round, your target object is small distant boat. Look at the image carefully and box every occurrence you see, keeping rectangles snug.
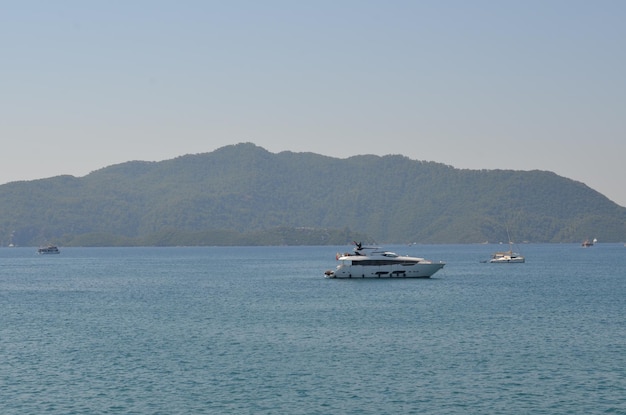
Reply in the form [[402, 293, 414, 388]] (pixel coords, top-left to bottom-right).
[[38, 245, 60, 254], [582, 238, 597, 247]]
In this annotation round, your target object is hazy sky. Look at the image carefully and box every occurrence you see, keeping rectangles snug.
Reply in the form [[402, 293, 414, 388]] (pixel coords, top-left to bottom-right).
[[3, 1, 626, 206]]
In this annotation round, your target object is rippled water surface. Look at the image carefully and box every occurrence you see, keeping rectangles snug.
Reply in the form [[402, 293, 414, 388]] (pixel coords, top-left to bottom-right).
[[1, 244, 625, 414]]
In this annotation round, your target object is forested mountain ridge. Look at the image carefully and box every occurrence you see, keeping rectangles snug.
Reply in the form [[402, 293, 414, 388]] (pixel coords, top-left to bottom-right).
[[1, 143, 625, 246]]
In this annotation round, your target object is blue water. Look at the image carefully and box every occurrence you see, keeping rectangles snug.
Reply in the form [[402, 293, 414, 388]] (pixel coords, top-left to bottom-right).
[[1, 244, 625, 414]]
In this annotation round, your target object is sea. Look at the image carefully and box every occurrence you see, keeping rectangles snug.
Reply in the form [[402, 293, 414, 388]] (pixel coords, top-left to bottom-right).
[[1, 243, 625, 414]]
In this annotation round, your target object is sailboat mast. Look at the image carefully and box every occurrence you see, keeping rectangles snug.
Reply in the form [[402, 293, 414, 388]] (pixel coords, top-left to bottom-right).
[[506, 225, 513, 254]]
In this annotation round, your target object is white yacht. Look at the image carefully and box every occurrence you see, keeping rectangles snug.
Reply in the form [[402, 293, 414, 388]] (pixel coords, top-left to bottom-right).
[[324, 242, 445, 279]]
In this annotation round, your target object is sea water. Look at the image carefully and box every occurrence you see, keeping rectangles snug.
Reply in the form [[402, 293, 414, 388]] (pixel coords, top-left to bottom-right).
[[1, 244, 625, 414]]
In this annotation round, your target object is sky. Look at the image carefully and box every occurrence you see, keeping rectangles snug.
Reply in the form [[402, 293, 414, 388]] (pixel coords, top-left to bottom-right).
[[2, 1, 626, 206]]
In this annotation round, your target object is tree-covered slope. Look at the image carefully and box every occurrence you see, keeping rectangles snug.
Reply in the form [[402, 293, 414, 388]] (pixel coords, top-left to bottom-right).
[[1, 143, 624, 246]]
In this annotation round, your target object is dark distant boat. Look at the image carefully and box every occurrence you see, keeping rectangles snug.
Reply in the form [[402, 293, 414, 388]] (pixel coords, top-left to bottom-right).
[[38, 245, 60, 254], [582, 238, 597, 247]]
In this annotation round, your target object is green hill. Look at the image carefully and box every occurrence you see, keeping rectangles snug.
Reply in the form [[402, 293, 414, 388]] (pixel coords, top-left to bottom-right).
[[1, 143, 624, 246]]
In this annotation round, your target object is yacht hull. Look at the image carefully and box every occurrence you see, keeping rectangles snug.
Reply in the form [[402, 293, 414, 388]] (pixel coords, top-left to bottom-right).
[[325, 262, 445, 279]]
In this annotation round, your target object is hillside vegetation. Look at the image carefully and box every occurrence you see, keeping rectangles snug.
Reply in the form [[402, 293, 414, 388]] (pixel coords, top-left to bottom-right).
[[1, 143, 624, 246]]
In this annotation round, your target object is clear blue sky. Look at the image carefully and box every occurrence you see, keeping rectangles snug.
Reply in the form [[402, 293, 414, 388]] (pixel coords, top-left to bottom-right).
[[3, 1, 626, 206]]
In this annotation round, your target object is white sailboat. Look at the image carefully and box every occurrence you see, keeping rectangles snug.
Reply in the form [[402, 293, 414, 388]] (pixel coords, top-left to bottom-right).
[[487, 227, 525, 263]]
